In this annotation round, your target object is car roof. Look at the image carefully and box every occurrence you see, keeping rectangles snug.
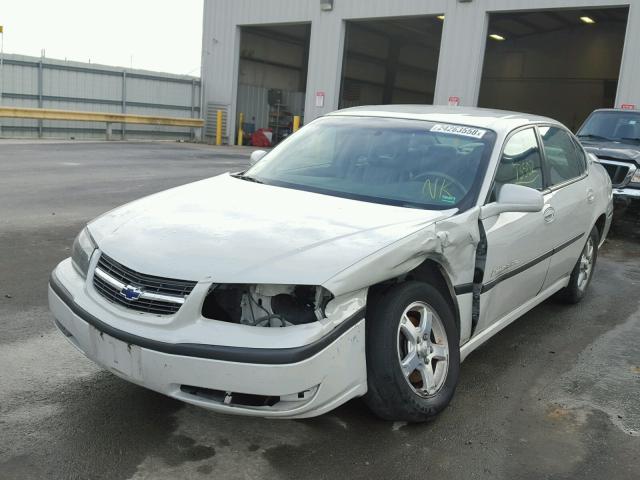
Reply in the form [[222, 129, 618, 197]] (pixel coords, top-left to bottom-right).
[[590, 108, 640, 114], [328, 105, 562, 132]]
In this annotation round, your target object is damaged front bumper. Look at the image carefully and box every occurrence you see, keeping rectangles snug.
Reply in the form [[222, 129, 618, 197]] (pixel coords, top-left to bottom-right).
[[48, 260, 368, 418]]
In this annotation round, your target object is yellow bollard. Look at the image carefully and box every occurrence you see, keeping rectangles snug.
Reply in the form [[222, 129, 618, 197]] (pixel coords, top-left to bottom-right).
[[293, 115, 301, 133], [238, 112, 244, 146], [216, 110, 223, 146]]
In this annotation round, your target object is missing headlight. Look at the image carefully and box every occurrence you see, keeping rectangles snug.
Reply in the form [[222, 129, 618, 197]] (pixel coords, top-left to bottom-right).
[[202, 284, 332, 327]]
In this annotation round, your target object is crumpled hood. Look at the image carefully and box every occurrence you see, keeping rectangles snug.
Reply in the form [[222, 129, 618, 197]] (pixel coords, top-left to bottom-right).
[[89, 173, 454, 286], [582, 141, 640, 165]]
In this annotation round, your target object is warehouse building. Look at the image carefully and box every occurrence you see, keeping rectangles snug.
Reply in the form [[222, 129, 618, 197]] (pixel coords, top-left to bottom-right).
[[201, 0, 640, 144]]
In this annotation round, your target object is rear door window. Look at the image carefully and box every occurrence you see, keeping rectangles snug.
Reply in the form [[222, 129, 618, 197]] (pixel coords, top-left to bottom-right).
[[539, 126, 586, 186]]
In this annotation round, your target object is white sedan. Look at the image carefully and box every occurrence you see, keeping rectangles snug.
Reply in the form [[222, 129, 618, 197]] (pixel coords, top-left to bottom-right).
[[49, 106, 613, 421]]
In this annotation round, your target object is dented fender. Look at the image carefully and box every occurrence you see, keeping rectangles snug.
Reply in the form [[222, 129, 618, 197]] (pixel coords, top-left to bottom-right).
[[323, 208, 481, 344]]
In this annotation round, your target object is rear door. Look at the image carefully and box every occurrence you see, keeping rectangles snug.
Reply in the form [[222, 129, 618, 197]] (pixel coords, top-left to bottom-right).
[[475, 127, 553, 334], [537, 125, 591, 290]]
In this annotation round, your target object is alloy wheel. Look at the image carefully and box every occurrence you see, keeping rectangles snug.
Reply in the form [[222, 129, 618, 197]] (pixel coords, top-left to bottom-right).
[[577, 236, 595, 291], [397, 301, 449, 397]]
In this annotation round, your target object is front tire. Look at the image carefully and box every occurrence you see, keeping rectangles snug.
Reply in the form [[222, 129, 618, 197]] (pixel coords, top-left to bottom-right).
[[558, 226, 599, 304], [364, 281, 460, 422]]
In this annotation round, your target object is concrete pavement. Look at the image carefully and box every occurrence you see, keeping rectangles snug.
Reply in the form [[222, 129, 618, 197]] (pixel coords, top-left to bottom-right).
[[1, 141, 638, 479]]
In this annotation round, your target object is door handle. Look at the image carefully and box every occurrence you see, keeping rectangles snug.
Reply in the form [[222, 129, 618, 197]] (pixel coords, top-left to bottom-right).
[[543, 206, 556, 223], [587, 189, 595, 204]]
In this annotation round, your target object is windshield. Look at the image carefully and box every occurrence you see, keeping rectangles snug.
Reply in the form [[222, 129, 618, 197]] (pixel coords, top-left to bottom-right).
[[244, 116, 497, 210], [577, 111, 640, 144]]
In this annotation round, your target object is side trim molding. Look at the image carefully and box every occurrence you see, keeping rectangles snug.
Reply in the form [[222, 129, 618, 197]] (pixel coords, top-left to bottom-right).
[[481, 233, 584, 293], [453, 232, 584, 295]]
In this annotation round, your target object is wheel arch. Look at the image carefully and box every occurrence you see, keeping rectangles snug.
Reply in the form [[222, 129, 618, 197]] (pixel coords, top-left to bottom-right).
[[593, 213, 607, 241], [367, 258, 461, 334]]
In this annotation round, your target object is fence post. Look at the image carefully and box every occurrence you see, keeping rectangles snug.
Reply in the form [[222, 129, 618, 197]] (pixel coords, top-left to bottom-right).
[[237, 112, 244, 146], [38, 60, 43, 138], [293, 116, 301, 133], [216, 109, 223, 146], [190, 79, 196, 141], [121, 71, 127, 140], [106, 122, 113, 141]]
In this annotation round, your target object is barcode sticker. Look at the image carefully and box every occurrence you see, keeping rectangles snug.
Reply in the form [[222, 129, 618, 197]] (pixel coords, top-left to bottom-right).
[[431, 124, 487, 139]]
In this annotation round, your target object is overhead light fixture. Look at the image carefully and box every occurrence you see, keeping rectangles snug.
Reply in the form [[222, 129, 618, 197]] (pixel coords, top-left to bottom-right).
[[437, 15, 445, 21], [320, 0, 333, 11], [580, 16, 596, 24], [489, 34, 506, 41]]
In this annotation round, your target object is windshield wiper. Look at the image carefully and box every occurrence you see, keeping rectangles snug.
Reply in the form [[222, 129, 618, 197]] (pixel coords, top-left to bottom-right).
[[620, 137, 640, 144], [577, 134, 610, 141], [231, 173, 264, 184]]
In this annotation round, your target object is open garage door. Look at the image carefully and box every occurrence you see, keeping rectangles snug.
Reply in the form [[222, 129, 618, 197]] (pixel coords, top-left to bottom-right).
[[339, 16, 443, 108], [479, 8, 629, 131], [236, 23, 310, 145]]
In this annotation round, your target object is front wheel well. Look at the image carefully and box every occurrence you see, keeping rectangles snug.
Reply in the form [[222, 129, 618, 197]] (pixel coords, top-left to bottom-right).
[[367, 259, 460, 333]]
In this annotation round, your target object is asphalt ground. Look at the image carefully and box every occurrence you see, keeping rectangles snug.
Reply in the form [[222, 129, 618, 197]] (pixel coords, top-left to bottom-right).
[[1, 141, 638, 480]]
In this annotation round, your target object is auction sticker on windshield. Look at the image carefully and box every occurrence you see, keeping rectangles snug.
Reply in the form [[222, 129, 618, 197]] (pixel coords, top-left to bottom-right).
[[431, 124, 487, 139]]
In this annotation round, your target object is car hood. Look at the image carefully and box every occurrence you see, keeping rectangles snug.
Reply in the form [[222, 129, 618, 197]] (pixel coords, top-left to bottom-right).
[[582, 140, 640, 164], [89, 173, 455, 287]]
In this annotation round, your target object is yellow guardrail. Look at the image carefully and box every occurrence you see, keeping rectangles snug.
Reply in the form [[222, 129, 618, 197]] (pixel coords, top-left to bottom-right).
[[0, 106, 204, 139]]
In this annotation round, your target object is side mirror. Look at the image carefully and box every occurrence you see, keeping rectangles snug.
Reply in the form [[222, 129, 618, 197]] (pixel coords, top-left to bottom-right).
[[480, 184, 544, 220], [249, 150, 267, 166], [588, 152, 599, 164]]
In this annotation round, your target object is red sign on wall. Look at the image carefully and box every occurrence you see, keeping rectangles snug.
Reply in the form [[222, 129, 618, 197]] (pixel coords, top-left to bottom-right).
[[448, 96, 460, 107], [620, 104, 636, 110]]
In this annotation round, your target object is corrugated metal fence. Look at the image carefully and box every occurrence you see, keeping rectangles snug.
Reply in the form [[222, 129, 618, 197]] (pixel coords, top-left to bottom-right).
[[0, 53, 201, 140]]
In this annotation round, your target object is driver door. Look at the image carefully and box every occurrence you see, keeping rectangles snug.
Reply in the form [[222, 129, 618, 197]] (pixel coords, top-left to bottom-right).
[[475, 127, 554, 334]]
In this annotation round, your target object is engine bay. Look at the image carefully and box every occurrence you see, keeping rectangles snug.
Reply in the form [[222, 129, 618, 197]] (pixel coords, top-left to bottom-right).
[[202, 284, 331, 327]]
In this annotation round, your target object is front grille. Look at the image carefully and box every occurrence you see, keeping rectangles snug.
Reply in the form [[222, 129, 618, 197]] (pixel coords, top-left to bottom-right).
[[93, 253, 197, 315], [599, 160, 632, 187]]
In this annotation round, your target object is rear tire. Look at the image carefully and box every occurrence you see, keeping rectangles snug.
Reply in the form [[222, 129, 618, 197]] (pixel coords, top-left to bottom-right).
[[364, 281, 460, 422], [558, 226, 599, 304]]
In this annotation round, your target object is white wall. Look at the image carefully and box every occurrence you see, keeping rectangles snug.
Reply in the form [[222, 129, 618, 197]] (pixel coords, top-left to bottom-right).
[[201, 0, 448, 143], [202, 0, 640, 144]]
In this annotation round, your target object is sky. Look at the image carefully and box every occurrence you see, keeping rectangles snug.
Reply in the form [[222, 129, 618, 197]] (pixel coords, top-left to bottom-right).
[[0, 0, 204, 76]]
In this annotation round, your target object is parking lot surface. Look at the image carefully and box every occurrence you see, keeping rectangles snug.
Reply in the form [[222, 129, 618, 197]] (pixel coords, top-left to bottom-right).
[[1, 141, 638, 480]]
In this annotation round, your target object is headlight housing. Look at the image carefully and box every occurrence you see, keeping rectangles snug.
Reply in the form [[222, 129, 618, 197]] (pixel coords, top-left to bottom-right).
[[202, 284, 333, 327], [630, 167, 640, 185], [71, 227, 96, 278]]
